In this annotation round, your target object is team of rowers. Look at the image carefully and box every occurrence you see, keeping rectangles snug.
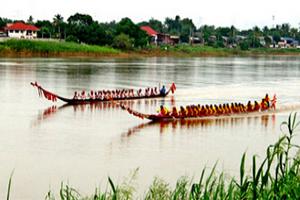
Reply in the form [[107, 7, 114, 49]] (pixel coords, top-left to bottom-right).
[[72, 85, 167, 100], [157, 94, 277, 118]]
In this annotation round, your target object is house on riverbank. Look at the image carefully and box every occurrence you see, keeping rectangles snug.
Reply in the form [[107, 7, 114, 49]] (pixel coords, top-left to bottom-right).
[[140, 25, 179, 45], [277, 37, 299, 48], [4, 22, 39, 39], [140, 26, 158, 44]]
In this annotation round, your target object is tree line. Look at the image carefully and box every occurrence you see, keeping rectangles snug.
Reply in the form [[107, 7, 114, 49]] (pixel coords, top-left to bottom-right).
[[1, 14, 300, 50]]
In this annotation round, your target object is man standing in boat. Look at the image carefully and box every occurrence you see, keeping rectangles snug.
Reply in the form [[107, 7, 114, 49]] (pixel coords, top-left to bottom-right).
[[160, 85, 166, 95]]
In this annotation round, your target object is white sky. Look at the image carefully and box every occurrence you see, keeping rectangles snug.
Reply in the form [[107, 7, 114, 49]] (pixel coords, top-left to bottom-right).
[[2, 0, 300, 30]]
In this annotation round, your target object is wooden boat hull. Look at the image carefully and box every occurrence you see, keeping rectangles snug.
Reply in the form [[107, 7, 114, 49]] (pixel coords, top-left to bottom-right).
[[146, 109, 276, 122], [121, 95, 277, 122], [57, 93, 169, 105], [31, 82, 176, 104]]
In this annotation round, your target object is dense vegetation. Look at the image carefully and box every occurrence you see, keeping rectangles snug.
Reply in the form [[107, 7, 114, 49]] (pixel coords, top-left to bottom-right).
[[6, 113, 300, 199], [1, 14, 300, 50]]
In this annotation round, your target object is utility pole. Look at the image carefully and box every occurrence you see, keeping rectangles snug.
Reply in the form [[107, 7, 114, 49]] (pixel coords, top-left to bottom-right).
[[272, 15, 275, 29]]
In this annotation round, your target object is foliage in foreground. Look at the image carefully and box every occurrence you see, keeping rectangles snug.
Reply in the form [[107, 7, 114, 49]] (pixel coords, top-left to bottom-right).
[[7, 113, 300, 200]]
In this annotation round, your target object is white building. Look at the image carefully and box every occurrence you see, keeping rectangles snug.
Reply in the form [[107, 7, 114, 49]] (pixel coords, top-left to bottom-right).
[[5, 22, 39, 39]]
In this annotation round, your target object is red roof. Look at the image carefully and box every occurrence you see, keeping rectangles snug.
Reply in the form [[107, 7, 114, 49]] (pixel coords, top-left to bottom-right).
[[5, 22, 39, 31], [140, 26, 158, 36]]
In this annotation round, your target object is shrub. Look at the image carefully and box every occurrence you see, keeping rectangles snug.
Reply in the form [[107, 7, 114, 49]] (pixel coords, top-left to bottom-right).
[[65, 35, 79, 43], [239, 40, 250, 50], [112, 33, 134, 50]]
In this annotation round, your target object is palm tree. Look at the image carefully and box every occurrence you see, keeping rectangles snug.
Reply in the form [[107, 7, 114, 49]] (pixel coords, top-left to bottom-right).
[[229, 25, 237, 46], [248, 26, 262, 48], [53, 14, 64, 39], [290, 28, 298, 38], [27, 15, 34, 24]]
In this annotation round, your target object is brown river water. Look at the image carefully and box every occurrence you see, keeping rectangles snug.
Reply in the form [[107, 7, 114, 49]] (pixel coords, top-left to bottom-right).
[[0, 57, 300, 199]]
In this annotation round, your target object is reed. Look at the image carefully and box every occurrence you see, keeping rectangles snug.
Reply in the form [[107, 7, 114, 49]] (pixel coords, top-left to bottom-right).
[[5, 113, 300, 199], [6, 171, 13, 200]]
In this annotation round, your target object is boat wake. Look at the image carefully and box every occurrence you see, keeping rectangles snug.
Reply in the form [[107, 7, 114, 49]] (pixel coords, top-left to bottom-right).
[[276, 103, 300, 113]]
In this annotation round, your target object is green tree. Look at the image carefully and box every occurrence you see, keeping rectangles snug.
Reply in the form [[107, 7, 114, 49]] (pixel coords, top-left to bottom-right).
[[148, 18, 163, 33], [229, 25, 237, 45], [164, 15, 181, 35], [112, 33, 133, 50], [180, 18, 195, 43], [280, 23, 290, 36], [290, 28, 298, 38], [67, 13, 94, 43], [262, 26, 269, 36], [116, 17, 148, 47], [67, 13, 93, 26], [66, 13, 112, 45], [53, 14, 64, 39], [247, 26, 262, 48], [138, 18, 163, 33], [86, 22, 108, 45], [0, 17, 12, 28], [272, 31, 281, 43], [216, 27, 231, 37], [199, 25, 215, 45], [35, 20, 53, 38], [100, 21, 117, 45], [239, 40, 250, 50], [27, 15, 34, 24], [65, 35, 78, 43]]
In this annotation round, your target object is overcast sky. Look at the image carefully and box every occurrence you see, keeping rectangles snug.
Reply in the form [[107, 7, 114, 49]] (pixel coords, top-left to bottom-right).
[[1, 0, 300, 29]]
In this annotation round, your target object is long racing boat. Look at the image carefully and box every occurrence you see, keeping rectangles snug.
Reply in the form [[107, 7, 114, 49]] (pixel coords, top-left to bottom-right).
[[31, 82, 176, 105], [119, 95, 277, 122]]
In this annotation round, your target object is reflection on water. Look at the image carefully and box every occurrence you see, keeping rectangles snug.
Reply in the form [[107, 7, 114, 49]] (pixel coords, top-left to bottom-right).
[[31, 99, 160, 127], [31, 96, 177, 127], [123, 114, 276, 137]]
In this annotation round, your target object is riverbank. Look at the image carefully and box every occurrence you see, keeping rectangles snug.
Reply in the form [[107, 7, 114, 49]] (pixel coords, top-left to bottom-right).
[[1, 39, 300, 58], [0, 39, 122, 58]]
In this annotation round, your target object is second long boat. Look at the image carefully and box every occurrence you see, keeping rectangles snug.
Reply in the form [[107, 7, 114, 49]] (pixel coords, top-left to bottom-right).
[[31, 82, 176, 104]]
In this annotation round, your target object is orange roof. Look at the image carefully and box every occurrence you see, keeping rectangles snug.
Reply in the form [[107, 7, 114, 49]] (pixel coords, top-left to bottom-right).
[[140, 26, 158, 36], [5, 22, 39, 31]]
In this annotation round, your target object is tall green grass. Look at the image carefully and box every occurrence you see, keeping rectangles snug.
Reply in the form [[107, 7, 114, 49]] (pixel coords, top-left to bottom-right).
[[250, 47, 300, 54], [160, 45, 237, 56], [0, 39, 120, 54], [6, 113, 300, 199], [158, 44, 300, 56]]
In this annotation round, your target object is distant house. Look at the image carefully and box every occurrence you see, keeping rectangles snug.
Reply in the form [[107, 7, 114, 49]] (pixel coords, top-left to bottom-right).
[[5, 22, 39, 39], [140, 26, 158, 44], [140, 26, 179, 45], [170, 35, 179, 44], [278, 37, 299, 48], [189, 36, 201, 44], [259, 36, 266, 47], [140, 26, 158, 37], [156, 33, 179, 45], [0, 27, 7, 37]]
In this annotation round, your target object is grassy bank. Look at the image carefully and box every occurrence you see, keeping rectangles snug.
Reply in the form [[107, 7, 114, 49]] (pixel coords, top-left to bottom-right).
[[6, 113, 300, 200], [1, 39, 300, 58], [147, 45, 300, 57], [0, 39, 121, 57]]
